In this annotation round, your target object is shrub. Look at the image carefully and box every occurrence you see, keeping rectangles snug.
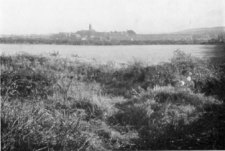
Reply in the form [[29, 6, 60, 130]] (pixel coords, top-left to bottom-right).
[[108, 86, 221, 150], [1, 69, 56, 99]]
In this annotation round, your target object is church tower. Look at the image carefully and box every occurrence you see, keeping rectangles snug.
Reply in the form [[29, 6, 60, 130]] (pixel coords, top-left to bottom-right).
[[89, 24, 92, 31]]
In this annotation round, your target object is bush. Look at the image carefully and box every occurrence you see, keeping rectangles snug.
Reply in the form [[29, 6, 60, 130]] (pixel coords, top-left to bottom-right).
[[108, 86, 222, 149]]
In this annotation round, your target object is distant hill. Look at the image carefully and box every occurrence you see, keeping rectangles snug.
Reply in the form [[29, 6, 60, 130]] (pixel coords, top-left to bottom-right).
[[174, 26, 225, 35], [134, 26, 225, 43]]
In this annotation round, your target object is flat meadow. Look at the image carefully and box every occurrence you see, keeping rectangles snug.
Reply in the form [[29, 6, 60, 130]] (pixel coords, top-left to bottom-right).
[[1, 50, 225, 150]]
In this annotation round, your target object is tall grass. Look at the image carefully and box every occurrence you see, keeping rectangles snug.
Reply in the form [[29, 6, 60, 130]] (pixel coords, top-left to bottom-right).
[[1, 50, 225, 150]]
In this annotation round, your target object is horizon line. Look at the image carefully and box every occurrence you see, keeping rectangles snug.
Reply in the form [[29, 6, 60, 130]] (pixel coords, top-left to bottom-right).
[[1, 25, 225, 36]]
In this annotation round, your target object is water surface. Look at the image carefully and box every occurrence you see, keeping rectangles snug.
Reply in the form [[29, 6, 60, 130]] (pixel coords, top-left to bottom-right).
[[0, 44, 224, 64]]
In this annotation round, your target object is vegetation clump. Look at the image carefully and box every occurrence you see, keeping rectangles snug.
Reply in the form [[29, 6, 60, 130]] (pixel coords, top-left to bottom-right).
[[1, 50, 225, 150]]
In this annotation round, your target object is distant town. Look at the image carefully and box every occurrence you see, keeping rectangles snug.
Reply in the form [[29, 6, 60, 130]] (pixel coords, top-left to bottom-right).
[[1, 25, 225, 45]]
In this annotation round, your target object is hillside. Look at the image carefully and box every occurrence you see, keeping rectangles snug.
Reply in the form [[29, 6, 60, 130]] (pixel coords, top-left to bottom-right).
[[174, 26, 225, 35]]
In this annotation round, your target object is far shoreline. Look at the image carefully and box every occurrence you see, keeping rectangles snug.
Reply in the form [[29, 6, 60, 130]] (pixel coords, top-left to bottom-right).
[[0, 42, 224, 46]]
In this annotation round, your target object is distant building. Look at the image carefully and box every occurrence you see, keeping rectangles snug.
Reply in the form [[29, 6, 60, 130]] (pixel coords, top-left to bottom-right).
[[81, 37, 87, 41], [75, 34, 81, 38]]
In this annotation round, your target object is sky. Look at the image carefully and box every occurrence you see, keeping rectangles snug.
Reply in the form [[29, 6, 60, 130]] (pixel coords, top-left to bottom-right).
[[0, 0, 225, 35]]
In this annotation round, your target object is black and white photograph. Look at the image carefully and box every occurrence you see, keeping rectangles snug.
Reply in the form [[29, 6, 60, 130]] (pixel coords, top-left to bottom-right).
[[0, 0, 225, 150]]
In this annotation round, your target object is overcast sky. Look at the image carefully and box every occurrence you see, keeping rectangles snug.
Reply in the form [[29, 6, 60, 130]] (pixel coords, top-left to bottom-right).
[[0, 0, 224, 35]]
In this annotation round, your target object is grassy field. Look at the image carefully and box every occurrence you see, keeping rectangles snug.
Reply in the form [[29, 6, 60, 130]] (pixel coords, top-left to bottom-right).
[[1, 50, 225, 150]]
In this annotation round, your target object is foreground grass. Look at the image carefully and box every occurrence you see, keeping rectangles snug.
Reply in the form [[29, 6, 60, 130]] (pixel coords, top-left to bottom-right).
[[1, 50, 225, 150]]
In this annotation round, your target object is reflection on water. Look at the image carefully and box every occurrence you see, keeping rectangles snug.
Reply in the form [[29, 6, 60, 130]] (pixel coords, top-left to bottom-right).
[[0, 44, 224, 64], [202, 45, 225, 63], [202, 45, 225, 57]]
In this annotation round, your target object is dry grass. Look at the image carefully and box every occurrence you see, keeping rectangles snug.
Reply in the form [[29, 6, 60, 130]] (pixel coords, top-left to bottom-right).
[[1, 50, 225, 150]]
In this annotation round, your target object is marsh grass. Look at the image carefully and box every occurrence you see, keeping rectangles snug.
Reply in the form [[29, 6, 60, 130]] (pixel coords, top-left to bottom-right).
[[1, 50, 225, 150]]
